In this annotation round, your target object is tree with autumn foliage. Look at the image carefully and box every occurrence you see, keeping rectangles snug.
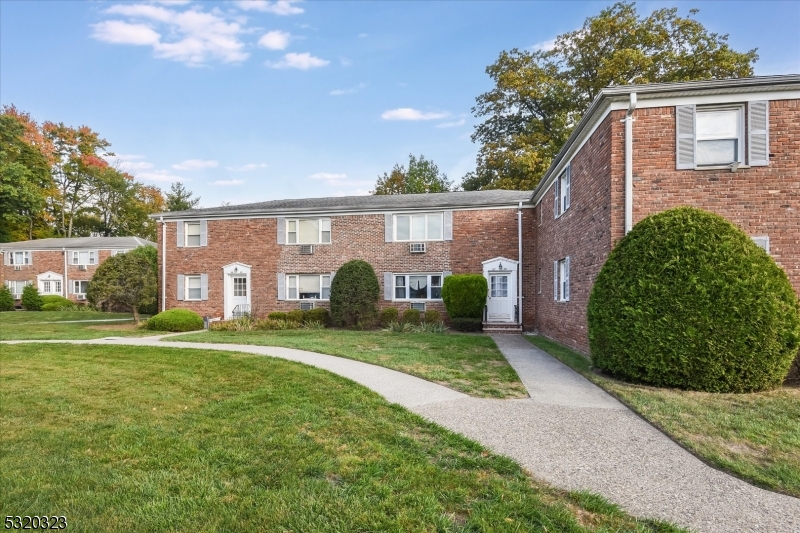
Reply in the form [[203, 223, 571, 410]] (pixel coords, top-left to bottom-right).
[[463, 2, 758, 191], [372, 154, 452, 195]]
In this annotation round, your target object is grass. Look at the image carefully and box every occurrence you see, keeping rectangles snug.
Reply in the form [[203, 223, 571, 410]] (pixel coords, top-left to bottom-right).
[[170, 329, 528, 399], [525, 335, 800, 498], [0, 310, 159, 340], [0, 343, 684, 533]]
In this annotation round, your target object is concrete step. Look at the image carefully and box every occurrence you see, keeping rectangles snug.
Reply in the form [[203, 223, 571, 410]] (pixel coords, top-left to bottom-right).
[[482, 322, 522, 333]]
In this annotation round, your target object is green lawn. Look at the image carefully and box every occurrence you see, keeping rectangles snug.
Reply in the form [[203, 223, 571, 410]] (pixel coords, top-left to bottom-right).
[[0, 311, 158, 340], [0, 344, 682, 533], [170, 329, 527, 399], [526, 335, 800, 498]]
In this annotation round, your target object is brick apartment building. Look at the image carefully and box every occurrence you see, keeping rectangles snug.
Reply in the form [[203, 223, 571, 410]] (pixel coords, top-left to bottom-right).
[[1, 236, 155, 305], [154, 74, 799, 353]]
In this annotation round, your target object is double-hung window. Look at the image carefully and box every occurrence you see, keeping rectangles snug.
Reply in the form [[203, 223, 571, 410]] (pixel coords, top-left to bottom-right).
[[8, 251, 30, 265], [185, 223, 201, 247], [73, 280, 89, 295], [553, 165, 570, 218], [394, 213, 443, 241], [111, 249, 128, 256], [394, 274, 442, 300], [185, 275, 202, 300], [286, 274, 331, 300], [554, 257, 570, 302], [42, 280, 62, 294], [6, 280, 30, 298], [696, 107, 743, 166], [287, 219, 331, 244], [72, 251, 96, 265]]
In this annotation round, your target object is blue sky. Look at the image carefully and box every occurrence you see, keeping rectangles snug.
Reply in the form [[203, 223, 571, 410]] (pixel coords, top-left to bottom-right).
[[2, 0, 798, 207]]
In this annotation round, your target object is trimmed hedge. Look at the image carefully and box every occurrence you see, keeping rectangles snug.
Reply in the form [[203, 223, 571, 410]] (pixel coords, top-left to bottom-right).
[[329, 259, 380, 327], [286, 309, 304, 324], [268, 312, 288, 321], [380, 308, 399, 328], [21, 285, 42, 311], [0, 286, 15, 311], [41, 295, 73, 311], [146, 309, 204, 332], [442, 274, 487, 319], [450, 317, 482, 332], [424, 310, 440, 324], [402, 308, 421, 325], [303, 307, 330, 326], [588, 207, 800, 393]]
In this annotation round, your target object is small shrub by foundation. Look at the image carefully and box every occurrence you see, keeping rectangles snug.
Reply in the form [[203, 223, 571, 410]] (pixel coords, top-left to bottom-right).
[[403, 308, 421, 325], [424, 310, 440, 324], [146, 309, 204, 332], [380, 308, 399, 328]]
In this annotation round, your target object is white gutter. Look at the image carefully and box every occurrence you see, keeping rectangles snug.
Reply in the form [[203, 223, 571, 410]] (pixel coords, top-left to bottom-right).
[[624, 92, 637, 234], [160, 217, 166, 312], [517, 201, 523, 326], [63, 248, 67, 298]]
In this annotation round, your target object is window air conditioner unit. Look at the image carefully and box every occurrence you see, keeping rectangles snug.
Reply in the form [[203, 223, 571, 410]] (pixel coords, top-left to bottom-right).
[[299, 245, 314, 255], [300, 301, 315, 311], [77, 294, 87, 301], [409, 242, 426, 253], [78, 264, 87, 271], [13, 294, 22, 300], [410, 302, 426, 311], [13, 265, 22, 271]]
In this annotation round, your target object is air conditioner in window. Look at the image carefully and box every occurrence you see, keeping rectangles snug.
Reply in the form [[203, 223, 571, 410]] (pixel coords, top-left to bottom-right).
[[300, 301, 315, 311], [409, 242, 426, 253], [410, 302, 426, 311], [76, 294, 87, 301], [299, 245, 314, 255], [13, 265, 22, 271], [78, 264, 87, 271], [13, 294, 22, 300]]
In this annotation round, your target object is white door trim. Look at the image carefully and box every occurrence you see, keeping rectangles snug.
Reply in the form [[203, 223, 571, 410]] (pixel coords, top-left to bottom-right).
[[222, 262, 252, 319], [36, 271, 64, 296], [482, 257, 518, 323]]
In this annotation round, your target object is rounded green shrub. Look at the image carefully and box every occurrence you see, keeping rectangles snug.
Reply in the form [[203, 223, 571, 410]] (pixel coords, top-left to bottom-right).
[[0, 286, 15, 311], [41, 295, 73, 310], [424, 310, 440, 324], [329, 259, 380, 327], [380, 308, 399, 328], [286, 309, 305, 324], [450, 317, 482, 332], [21, 284, 42, 311], [268, 311, 288, 321], [402, 308, 421, 325], [441, 274, 488, 319], [146, 308, 204, 332], [303, 307, 330, 326], [588, 207, 800, 393]]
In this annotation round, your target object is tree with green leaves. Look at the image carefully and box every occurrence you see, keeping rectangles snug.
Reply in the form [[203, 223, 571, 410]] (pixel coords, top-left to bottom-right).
[[463, 2, 758, 191], [21, 284, 43, 311], [0, 286, 15, 311], [87, 247, 157, 323], [166, 182, 201, 211], [373, 154, 452, 195]]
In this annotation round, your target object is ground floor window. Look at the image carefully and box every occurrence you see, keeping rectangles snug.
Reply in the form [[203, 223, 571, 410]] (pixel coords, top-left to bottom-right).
[[42, 280, 62, 294], [185, 276, 202, 300], [394, 273, 442, 300], [554, 257, 570, 302], [73, 280, 89, 295], [287, 274, 331, 300], [5, 280, 30, 298]]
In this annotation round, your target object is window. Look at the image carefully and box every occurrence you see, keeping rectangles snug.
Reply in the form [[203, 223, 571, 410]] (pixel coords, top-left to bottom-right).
[[491, 275, 508, 298], [6, 280, 30, 298], [696, 106, 743, 166], [185, 275, 202, 300], [111, 249, 128, 256], [233, 277, 247, 297], [286, 274, 331, 300], [394, 213, 443, 241], [554, 257, 570, 302], [185, 222, 201, 247], [73, 280, 89, 295], [8, 251, 30, 265], [72, 251, 96, 265], [41, 280, 61, 294], [752, 236, 770, 254], [287, 219, 331, 245], [393, 274, 442, 300], [553, 165, 570, 218]]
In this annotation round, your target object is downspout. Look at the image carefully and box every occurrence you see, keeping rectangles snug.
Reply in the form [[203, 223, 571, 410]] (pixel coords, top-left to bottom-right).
[[160, 217, 166, 312], [625, 92, 637, 234], [63, 248, 67, 298], [517, 201, 523, 327]]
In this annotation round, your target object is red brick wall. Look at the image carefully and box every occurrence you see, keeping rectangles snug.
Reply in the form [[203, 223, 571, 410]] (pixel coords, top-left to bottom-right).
[[159, 207, 533, 323], [1, 249, 112, 302]]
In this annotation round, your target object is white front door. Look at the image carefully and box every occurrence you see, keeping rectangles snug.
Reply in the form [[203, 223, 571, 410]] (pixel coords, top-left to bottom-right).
[[487, 272, 513, 322], [231, 275, 248, 316], [222, 262, 253, 319]]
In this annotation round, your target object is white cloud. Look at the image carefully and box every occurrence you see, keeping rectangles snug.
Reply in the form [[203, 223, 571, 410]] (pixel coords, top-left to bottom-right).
[[172, 159, 219, 170], [103, 154, 155, 172], [267, 52, 329, 69], [329, 82, 365, 96], [436, 118, 466, 128], [531, 38, 556, 52], [212, 179, 244, 186], [309, 172, 347, 182], [381, 108, 449, 121], [150, 0, 192, 4], [332, 189, 370, 197], [226, 163, 268, 171], [138, 171, 187, 183], [258, 30, 291, 50], [93, 4, 249, 66], [358, 33, 368, 38], [234, 0, 304, 15]]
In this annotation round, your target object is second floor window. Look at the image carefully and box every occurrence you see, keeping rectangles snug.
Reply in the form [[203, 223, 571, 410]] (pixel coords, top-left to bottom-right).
[[72, 251, 96, 265], [554, 165, 570, 218], [8, 251, 30, 265], [394, 213, 443, 241], [287, 219, 331, 244], [696, 106, 743, 166], [185, 222, 201, 247]]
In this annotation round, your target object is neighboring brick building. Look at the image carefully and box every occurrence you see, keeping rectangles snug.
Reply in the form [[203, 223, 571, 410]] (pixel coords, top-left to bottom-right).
[[154, 75, 799, 352], [1, 236, 155, 305]]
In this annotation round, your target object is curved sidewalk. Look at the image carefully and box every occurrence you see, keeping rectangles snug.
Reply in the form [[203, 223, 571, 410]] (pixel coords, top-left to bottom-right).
[[6, 335, 799, 533]]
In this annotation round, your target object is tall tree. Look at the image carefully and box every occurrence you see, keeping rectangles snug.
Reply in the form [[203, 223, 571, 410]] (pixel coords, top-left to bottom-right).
[[166, 182, 201, 211], [87, 248, 157, 324], [372, 154, 452, 195], [464, 2, 758, 191]]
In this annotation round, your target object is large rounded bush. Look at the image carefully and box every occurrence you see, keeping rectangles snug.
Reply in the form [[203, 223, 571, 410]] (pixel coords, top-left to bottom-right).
[[21, 285, 42, 311], [41, 295, 73, 311], [329, 259, 380, 327], [146, 308, 204, 332], [441, 274, 488, 318], [588, 207, 800, 393], [0, 286, 15, 311]]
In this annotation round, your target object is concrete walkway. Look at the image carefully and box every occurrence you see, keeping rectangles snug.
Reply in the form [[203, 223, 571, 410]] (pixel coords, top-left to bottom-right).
[[6, 334, 799, 532]]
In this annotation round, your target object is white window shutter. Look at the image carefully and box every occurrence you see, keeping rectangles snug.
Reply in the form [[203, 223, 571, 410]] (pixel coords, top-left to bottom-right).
[[676, 105, 696, 169], [443, 210, 453, 240], [553, 179, 560, 218], [748, 100, 769, 167], [384, 214, 393, 242], [277, 273, 285, 300], [564, 165, 571, 211], [200, 220, 208, 246], [177, 274, 185, 301], [3, 253, 8, 265], [384, 272, 393, 301], [564, 256, 570, 302], [176, 221, 184, 248], [553, 261, 558, 301], [277, 218, 285, 244]]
